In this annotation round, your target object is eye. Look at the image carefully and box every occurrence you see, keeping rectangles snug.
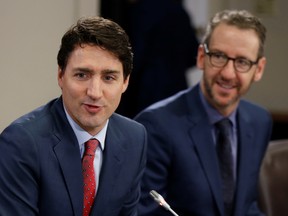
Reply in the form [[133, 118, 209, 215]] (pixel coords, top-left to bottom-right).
[[76, 73, 85, 78], [75, 72, 89, 80], [211, 52, 227, 61], [103, 74, 118, 82], [236, 58, 251, 67], [102, 70, 120, 82], [104, 75, 114, 81]]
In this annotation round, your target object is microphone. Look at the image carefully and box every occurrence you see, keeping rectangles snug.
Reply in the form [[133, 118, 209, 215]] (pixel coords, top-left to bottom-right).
[[149, 190, 179, 216]]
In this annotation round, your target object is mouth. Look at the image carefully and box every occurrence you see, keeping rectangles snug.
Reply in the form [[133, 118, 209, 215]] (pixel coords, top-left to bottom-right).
[[217, 80, 236, 91], [83, 103, 102, 113]]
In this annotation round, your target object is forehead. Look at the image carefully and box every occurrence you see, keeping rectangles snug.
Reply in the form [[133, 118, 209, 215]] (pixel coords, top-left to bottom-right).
[[67, 45, 123, 71], [209, 23, 260, 58]]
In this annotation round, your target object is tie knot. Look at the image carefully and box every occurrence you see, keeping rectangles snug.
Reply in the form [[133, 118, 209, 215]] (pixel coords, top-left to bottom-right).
[[84, 139, 99, 156], [216, 118, 231, 136]]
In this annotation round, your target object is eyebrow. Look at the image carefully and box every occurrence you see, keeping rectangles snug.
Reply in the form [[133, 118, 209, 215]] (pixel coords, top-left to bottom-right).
[[102, 69, 121, 74], [73, 67, 93, 73], [73, 67, 122, 76], [209, 49, 255, 61]]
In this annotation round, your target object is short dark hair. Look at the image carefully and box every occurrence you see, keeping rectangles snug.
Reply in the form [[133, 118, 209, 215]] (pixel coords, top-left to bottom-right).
[[57, 16, 133, 79], [202, 10, 267, 58]]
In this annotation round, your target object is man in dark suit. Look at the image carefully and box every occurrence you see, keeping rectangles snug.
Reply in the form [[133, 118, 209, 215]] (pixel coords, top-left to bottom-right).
[[0, 17, 146, 216], [135, 10, 272, 216]]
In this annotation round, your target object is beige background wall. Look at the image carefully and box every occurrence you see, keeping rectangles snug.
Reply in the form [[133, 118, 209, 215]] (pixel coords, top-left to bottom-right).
[[222, 0, 288, 114], [188, 0, 288, 115], [1, 0, 287, 132], [0, 0, 99, 132]]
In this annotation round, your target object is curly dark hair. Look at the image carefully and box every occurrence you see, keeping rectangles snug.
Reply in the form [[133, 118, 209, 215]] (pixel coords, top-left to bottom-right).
[[57, 16, 133, 79]]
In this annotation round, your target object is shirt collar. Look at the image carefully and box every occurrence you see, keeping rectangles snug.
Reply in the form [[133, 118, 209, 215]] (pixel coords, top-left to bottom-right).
[[199, 87, 237, 127], [63, 105, 107, 150]]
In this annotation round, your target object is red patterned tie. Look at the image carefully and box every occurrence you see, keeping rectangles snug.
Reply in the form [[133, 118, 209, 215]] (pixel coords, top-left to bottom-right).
[[82, 139, 99, 216]]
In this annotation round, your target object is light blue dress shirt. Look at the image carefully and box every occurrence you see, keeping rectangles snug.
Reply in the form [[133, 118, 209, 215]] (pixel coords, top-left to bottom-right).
[[64, 106, 108, 195], [199, 87, 238, 180]]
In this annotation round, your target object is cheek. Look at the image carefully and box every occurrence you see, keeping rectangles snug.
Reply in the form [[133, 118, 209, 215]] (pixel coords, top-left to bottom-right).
[[62, 81, 83, 99], [238, 75, 254, 92], [203, 66, 218, 83], [103, 84, 120, 97]]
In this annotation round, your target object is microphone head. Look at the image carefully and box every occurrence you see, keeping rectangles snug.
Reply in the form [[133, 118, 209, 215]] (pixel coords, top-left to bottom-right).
[[149, 190, 179, 216], [149, 190, 170, 210], [149, 190, 159, 199]]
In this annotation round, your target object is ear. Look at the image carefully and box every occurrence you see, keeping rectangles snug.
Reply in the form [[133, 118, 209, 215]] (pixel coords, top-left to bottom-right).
[[122, 75, 130, 93], [57, 67, 64, 89], [196, 44, 205, 70], [253, 57, 266, 82]]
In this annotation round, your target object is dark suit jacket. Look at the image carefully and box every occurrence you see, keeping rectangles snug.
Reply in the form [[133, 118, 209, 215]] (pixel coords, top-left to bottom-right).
[[0, 97, 147, 216], [135, 84, 272, 216]]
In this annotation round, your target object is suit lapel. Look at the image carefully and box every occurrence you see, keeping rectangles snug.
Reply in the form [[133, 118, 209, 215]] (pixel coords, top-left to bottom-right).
[[51, 98, 84, 216], [233, 107, 254, 213], [54, 137, 83, 216], [186, 86, 224, 215], [189, 118, 224, 215], [91, 116, 126, 215]]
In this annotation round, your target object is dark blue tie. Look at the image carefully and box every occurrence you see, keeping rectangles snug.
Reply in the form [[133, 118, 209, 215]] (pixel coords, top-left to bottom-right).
[[216, 118, 235, 216]]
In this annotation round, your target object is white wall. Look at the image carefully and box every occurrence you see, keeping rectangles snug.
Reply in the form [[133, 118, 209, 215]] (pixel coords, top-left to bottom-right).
[[0, 0, 99, 132]]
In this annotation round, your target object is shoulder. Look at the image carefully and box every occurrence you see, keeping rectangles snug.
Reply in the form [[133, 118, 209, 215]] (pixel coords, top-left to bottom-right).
[[134, 86, 202, 127], [111, 113, 145, 130], [137, 87, 195, 115], [239, 100, 270, 117], [108, 113, 147, 152], [1, 98, 62, 137], [238, 100, 272, 129], [0, 99, 62, 163], [109, 113, 147, 139]]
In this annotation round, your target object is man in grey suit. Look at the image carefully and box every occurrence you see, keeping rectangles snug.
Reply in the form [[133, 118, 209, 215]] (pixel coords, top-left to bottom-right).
[[0, 17, 146, 216], [135, 10, 272, 216]]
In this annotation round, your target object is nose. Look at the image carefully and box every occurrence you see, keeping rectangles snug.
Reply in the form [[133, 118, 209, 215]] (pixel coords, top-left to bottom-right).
[[220, 59, 236, 79], [87, 78, 103, 99]]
